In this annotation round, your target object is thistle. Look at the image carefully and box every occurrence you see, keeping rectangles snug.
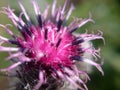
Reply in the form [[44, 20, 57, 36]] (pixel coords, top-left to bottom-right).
[[0, 0, 104, 90]]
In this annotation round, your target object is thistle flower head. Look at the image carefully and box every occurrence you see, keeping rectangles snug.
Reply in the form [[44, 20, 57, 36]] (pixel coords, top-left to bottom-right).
[[0, 0, 104, 90]]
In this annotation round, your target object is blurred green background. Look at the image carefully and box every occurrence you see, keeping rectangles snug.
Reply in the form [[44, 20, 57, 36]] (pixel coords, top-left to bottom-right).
[[0, 0, 120, 90]]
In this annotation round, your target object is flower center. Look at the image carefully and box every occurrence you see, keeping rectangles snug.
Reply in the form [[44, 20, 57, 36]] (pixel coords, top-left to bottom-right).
[[18, 22, 80, 69]]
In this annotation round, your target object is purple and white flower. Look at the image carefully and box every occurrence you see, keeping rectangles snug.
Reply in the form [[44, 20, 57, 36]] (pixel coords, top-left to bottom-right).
[[0, 0, 104, 90]]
